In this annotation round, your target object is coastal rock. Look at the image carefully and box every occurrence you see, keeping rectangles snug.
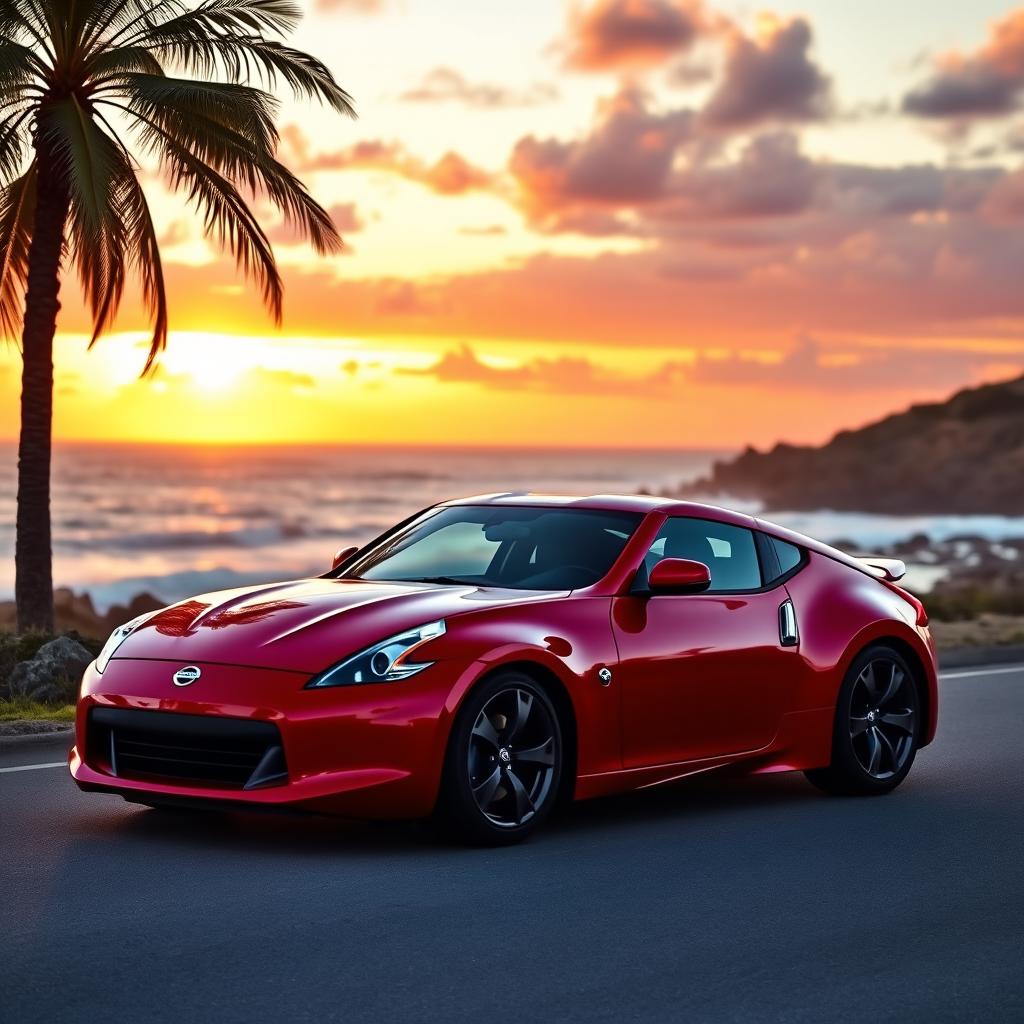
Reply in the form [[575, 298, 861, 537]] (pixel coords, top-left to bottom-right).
[[685, 373, 1024, 515], [7, 635, 95, 703], [0, 589, 165, 639], [104, 592, 164, 631]]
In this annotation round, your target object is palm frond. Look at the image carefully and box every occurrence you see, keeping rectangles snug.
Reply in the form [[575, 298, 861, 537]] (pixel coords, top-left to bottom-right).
[[161, 36, 355, 116], [82, 0, 184, 45], [114, 106, 284, 320], [17, 0, 61, 62], [47, 0, 91, 59], [0, 37, 42, 81], [0, 160, 35, 340], [0, 1, 50, 53], [118, 72, 279, 151], [37, 95, 121, 236], [165, 145, 283, 320], [86, 44, 165, 79], [122, 1, 352, 114], [82, 0, 186, 59], [0, 105, 33, 183], [126, 0, 301, 50], [37, 95, 128, 340], [119, 172, 168, 373], [244, 152, 342, 255], [114, 79, 342, 254]]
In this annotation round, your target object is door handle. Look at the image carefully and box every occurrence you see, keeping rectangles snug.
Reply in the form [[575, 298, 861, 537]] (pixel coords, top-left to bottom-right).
[[778, 599, 799, 647]]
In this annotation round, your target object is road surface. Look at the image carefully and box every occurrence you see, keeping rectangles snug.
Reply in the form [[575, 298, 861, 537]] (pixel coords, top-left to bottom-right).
[[2, 664, 1022, 1023]]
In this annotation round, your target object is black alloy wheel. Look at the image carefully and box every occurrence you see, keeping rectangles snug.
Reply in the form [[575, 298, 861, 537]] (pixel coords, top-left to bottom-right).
[[439, 672, 563, 844], [805, 644, 921, 796], [468, 686, 558, 828], [848, 657, 917, 780]]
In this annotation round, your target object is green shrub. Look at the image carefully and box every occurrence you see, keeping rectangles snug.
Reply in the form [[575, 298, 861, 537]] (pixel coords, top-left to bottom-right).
[[926, 585, 1024, 621], [0, 697, 75, 722]]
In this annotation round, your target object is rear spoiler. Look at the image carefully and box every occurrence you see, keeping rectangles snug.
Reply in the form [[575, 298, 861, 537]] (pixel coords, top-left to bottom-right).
[[858, 557, 907, 582], [755, 517, 910, 585]]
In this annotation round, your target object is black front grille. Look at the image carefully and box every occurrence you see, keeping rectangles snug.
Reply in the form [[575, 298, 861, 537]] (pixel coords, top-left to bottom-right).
[[87, 708, 287, 790]]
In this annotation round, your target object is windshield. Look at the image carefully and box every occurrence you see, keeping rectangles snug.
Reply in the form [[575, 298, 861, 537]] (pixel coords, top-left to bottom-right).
[[346, 505, 643, 590]]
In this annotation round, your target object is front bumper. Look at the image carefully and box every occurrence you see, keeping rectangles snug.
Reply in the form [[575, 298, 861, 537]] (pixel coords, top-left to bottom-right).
[[71, 657, 463, 818]]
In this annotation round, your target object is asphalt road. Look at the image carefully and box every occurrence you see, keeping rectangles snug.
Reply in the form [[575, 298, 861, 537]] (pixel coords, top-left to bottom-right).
[[2, 665, 1022, 1024]]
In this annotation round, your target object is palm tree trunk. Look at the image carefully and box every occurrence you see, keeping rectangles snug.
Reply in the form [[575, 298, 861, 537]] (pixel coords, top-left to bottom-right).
[[15, 159, 69, 633]]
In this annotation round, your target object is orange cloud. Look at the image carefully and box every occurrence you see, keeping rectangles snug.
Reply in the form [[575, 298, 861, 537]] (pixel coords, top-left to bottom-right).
[[266, 202, 364, 245], [702, 16, 831, 128], [397, 342, 688, 395], [283, 129, 494, 196], [688, 337, 994, 392], [509, 88, 693, 223], [399, 67, 558, 108], [904, 9, 1024, 119], [564, 0, 706, 72]]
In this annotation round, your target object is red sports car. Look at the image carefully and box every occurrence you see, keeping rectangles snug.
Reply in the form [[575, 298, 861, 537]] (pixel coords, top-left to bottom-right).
[[72, 494, 938, 844]]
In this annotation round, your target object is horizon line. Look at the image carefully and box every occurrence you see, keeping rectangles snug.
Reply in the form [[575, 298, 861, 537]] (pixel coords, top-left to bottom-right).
[[0, 437, 737, 454]]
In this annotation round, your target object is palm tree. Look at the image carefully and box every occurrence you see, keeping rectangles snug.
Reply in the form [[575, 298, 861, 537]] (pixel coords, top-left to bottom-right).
[[0, 1, 354, 631]]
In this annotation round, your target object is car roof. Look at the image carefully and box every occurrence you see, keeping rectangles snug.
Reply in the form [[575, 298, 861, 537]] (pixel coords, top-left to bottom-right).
[[442, 492, 760, 527]]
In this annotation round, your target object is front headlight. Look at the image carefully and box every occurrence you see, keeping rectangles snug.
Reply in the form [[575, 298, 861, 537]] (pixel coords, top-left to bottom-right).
[[305, 620, 446, 688], [95, 613, 151, 674]]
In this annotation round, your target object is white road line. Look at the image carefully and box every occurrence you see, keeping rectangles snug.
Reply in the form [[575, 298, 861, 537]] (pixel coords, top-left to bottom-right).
[[0, 761, 66, 774], [940, 664, 1024, 680]]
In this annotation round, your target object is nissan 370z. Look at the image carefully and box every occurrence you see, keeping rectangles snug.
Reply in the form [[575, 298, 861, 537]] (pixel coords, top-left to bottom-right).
[[72, 494, 938, 844]]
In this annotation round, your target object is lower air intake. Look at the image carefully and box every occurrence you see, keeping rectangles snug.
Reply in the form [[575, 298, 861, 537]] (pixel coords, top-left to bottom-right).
[[87, 707, 287, 790]]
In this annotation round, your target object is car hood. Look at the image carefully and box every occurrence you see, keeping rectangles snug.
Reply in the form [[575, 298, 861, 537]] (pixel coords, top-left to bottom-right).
[[111, 577, 560, 673]]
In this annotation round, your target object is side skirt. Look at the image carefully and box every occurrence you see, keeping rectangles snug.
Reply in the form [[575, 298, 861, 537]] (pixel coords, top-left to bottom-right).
[[573, 706, 834, 801]]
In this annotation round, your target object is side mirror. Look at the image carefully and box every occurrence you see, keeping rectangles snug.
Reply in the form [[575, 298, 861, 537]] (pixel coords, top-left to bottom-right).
[[331, 545, 359, 571], [648, 557, 712, 594]]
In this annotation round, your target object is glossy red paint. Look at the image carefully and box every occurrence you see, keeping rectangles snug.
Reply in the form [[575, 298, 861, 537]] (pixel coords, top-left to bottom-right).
[[331, 544, 359, 571], [71, 493, 939, 819], [647, 557, 712, 591]]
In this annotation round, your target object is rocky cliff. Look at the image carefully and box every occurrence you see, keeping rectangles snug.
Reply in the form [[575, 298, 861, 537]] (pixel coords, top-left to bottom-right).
[[687, 373, 1024, 514]]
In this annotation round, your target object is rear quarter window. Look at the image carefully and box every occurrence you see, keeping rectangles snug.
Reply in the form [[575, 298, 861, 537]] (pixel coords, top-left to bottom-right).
[[770, 537, 805, 578]]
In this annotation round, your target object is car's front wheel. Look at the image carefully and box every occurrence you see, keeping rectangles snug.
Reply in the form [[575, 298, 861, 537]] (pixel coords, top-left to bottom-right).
[[805, 644, 921, 796], [438, 671, 563, 845]]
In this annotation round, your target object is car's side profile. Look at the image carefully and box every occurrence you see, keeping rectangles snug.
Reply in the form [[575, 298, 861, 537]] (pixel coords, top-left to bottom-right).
[[71, 494, 938, 844]]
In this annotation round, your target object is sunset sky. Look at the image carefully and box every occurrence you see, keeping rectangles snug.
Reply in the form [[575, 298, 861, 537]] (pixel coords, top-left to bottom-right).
[[3, 0, 1024, 449]]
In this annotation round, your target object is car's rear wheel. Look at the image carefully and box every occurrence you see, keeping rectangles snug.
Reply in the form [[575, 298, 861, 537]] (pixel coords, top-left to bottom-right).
[[438, 671, 563, 845], [805, 644, 921, 796]]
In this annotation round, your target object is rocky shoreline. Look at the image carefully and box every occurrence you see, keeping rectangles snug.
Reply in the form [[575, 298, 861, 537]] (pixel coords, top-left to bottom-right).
[[684, 373, 1024, 515], [0, 587, 164, 640], [839, 533, 1024, 620]]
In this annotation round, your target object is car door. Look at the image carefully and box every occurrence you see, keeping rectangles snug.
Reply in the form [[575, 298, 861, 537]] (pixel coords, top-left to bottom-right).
[[612, 516, 799, 767]]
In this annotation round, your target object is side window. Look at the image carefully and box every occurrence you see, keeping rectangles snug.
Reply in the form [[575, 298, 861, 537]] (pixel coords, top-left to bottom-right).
[[647, 518, 762, 592], [770, 537, 804, 578]]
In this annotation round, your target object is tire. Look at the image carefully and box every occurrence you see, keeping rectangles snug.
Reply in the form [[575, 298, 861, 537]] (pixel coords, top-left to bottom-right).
[[805, 644, 921, 796], [437, 671, 563, 845]]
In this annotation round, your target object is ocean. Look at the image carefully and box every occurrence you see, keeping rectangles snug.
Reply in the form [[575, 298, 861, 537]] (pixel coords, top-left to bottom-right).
[[3, 442, 1024, 610]]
